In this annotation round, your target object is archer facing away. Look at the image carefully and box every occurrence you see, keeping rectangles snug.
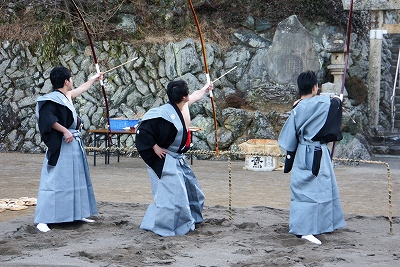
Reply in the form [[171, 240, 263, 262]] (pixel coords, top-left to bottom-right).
[[278, 70, 346, 245], [135, 79, 213, 236]]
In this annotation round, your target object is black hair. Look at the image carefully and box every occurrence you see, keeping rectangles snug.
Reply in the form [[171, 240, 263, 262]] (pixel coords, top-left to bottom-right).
[[166, 80, 189, 103], [297, 70, 318, 96], [50, 66, 72, 90]]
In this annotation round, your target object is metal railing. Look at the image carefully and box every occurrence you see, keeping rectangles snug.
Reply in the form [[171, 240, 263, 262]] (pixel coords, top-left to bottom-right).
[[391, 46, 400, 133]]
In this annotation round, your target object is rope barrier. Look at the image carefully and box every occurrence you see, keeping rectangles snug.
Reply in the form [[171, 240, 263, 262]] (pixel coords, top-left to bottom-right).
[[333, 158, 393, 235], [84, 146, 393, 235], [227, 155, 233, 220]]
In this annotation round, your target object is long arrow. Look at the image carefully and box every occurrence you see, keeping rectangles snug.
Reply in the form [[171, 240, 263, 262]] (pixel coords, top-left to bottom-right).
[[102, 57, 138, 74]]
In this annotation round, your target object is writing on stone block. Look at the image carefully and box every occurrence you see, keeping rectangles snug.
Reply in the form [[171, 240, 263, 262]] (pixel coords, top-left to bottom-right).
[[266, 15, 319, 84]]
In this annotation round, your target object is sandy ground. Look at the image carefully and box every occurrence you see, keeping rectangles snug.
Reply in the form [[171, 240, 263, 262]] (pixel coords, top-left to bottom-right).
[[0, 151, 399, 267]]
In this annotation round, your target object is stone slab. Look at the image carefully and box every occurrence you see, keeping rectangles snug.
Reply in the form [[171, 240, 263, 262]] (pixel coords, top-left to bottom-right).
[[265, 15, 320, 84], [342, 0, 400, 10]]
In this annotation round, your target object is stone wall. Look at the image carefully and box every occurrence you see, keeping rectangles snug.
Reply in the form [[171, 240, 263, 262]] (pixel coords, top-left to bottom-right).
[[0, 15, 375, 159]]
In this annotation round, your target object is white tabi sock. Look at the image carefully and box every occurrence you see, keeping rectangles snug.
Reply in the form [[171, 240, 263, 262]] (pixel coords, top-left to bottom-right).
[[301, 234, 322, 245], [81, 218, 95, 223], [37, 223, 51, 232]]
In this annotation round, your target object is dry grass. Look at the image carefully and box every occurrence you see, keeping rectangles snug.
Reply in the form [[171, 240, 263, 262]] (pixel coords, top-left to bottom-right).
[[1, 0, 369, 47], [0, 24, 38, 44], [0, 0, 370, 61]]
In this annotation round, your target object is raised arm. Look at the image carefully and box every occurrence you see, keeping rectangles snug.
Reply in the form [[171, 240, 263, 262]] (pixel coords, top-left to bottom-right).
[[71, 73, 103, 99], [188, 82, 213, 106]]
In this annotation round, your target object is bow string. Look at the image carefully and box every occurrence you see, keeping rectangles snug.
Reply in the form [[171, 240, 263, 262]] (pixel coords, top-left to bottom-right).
[[187, 0, 219, 156]]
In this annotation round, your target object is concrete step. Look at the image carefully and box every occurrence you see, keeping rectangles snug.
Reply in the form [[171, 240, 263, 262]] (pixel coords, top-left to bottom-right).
[[368, 131, 400, 155], [369, 132, 400, 144], [371, 146, 400, 156], [388, 145, 400, 155]]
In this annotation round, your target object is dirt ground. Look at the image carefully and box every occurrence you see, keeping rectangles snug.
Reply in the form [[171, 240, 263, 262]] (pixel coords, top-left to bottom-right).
[[0, 151, 399, 266]]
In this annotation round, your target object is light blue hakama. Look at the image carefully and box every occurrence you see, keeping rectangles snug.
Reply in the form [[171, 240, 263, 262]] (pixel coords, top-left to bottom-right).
[[34, 131, 97, 224], [140, 152, 204, 236], [34, 92, 97, 224], [278, 95, 345, 236]]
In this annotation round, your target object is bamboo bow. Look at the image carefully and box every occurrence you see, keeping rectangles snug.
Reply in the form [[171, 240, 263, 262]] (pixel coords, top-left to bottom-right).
[[331, 0, 354, 158], [187, 0, 219, 156], [69, 0, 112, 142]]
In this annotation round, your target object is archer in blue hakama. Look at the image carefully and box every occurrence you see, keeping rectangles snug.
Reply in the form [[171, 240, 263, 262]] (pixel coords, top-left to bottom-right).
[[34, 67, 99, 232], [136, 79, 212, 236], [278, 71, 345, 245]]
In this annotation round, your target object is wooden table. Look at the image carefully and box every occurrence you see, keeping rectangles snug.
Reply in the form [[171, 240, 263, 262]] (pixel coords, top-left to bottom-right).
[[88, 127, 200, 166], [189, 127, 202, 165], [87, 129, 135, 166]]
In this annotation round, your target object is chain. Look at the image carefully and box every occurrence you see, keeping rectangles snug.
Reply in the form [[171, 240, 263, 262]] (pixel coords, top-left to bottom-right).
[[85, 146, 138, 156]]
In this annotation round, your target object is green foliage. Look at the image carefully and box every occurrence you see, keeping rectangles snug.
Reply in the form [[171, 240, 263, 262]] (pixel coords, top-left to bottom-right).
[[38, 18, 71, 64], [345, 75, 367, 106], [130, 26, 146, 40], [13, 2, 26, 13]]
